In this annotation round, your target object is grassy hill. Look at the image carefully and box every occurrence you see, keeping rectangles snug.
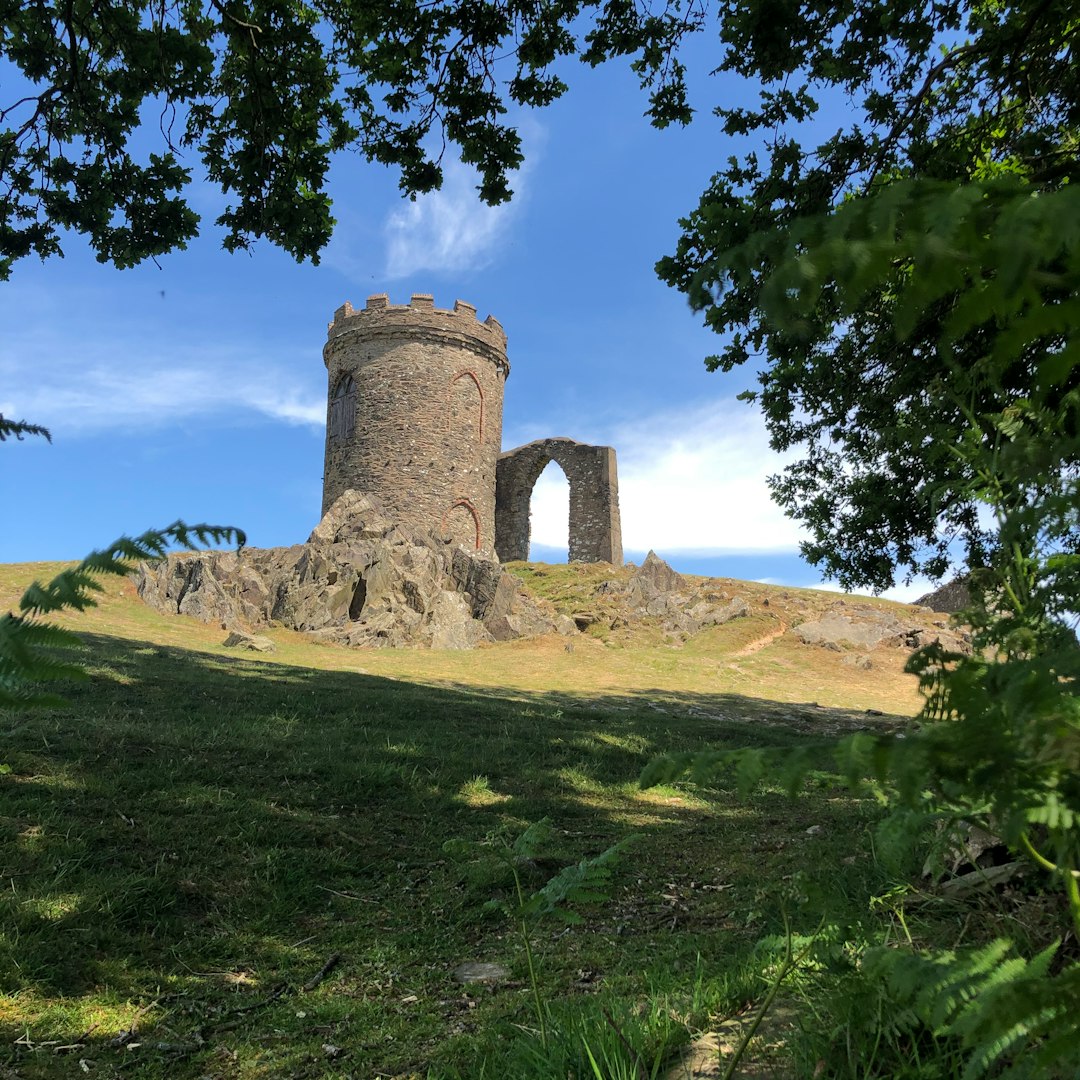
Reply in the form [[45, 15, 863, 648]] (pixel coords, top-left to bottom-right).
[[0, 560, 982, 1078]]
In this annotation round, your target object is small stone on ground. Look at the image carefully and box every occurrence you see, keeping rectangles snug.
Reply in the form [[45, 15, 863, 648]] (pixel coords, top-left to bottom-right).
[[452, 962, 509, 985]]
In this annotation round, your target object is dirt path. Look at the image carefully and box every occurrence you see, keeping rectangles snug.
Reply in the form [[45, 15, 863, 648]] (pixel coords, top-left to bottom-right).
[[732, 621, 789, 657]]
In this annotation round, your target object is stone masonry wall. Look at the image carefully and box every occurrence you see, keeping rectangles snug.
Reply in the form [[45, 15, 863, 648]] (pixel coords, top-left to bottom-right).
[[322, 294, 510, 554], [495, 438, 623, 564]]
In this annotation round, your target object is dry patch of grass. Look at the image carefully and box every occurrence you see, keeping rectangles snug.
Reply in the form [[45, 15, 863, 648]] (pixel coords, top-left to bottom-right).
[[0, 559, 926, 719]]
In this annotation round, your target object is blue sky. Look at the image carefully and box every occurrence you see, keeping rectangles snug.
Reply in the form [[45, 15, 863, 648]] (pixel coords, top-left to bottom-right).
[[0, 42, 931, 601]]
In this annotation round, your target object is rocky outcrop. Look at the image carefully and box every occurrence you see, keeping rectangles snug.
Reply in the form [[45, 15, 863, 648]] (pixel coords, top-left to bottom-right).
[[914, 576, 971, 613], [577, 551, 750, 640], [791, 600, 970, 654], [137, 491, 563, 649], [628, 550, 686, 601]]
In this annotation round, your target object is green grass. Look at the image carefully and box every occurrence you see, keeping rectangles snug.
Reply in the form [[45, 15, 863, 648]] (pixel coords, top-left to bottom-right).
[[0, 561, 1055, 1078]]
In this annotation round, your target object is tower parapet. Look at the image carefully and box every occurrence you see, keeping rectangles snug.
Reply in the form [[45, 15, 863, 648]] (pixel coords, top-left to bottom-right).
[[321, 293, 509, 554], [327, 294, 509, 375]]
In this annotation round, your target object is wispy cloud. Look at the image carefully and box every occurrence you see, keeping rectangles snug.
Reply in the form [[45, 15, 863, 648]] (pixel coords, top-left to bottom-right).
[[381, 121, 543, 280], [0, 332, 324, 436], [382, 160, 518, 279], [527, 397, 808, 555]]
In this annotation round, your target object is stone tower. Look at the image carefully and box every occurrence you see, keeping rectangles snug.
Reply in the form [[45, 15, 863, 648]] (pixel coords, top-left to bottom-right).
[[321, 293, 510, 553]]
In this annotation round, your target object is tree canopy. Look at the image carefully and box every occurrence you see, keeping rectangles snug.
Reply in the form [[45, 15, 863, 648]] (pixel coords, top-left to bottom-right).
[[656, 0, 1080, 590], [3, 0, 1079, 591], [0, 0, 701, 278]]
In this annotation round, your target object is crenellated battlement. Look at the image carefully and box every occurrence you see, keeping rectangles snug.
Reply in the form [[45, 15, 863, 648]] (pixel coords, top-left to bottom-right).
[[326, 293, 508, 372]]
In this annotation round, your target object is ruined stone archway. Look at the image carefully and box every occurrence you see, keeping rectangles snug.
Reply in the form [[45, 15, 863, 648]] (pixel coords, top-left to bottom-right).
[[495, 438, 622, 564]]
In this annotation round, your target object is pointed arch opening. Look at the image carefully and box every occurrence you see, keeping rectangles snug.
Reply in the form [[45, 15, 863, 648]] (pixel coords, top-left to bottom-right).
[[496, 438, 623, 565], [528, 459, 570, 562], [441, 499, 482, 550]]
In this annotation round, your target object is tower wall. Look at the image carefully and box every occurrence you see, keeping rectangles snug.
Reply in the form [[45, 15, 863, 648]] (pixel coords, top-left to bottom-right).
[[321, 293, 510, 554]]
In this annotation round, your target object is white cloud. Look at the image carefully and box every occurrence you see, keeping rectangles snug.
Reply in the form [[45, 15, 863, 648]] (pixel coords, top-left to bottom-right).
[[383, 160, 517, 279], [380, 116, 546, 280], [528, 398, 808, 554], [794, 576, 939, 604], [879, 578, 938, 604], [0, 334, 324, 436]]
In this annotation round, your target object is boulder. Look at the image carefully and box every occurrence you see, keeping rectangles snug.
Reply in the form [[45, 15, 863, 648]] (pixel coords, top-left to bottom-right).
[[222, 631, 276, 654], [137, 490, 558, 650], [793, 612, 903, 651], [702, 597, 749, 626], [791, 602, 970, 654]]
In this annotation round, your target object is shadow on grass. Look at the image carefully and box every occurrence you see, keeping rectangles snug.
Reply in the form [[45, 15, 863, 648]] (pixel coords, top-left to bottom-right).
[[0, 632, 909, 1078]]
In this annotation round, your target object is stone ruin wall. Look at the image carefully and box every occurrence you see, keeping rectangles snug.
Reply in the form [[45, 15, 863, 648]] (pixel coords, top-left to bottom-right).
[[322, 293, 509, 555], [495, 438, 623, 564]]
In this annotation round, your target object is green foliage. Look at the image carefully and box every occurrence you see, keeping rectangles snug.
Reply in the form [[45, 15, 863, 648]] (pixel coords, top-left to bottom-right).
[[860, 941, 1080, 1079], [645, 6, 1080, 1071], [451, 996, 676, 1080], [657, 0, 1080, 590], [447, 817, 634, 928], [0, 521, 245, 707], [641, 742, 819, 799], [445, 819, 633, 1049], [645, 518, 1080, 1076], [0, 414, 50, 442], [744, 152, 1080, 921], [0, 0, 703, 277], [644, 513, 1080, 1068]]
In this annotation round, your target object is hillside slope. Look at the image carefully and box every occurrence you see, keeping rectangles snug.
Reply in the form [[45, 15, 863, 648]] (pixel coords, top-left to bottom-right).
[[0, 556, 951, 719], [0, 557, 963, 1079]]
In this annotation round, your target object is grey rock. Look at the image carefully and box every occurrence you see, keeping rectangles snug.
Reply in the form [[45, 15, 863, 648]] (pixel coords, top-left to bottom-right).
[[662, 610, 700, 635], [627, 550, 685, 604], [914, 576, 971, 613], [222, 631, 276, 654], [842, 653, 874, 670], [453, 962, 509, 985], [645, 595, 672, 617], [571, 611, 601, 630], [428, 592, 491, 649], [705, 597, 750, 625], [138, 490, 557, 651], [306, 490, 393, 545], [792, 604, 970, 654]]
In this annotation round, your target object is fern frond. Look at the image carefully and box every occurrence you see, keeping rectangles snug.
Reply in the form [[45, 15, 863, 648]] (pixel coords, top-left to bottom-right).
[[512, 818, 554, 862], [863, 941, 1080, 1079], [642, 741, 834, 798], [0, 415, 51, 442], [18, 521, 245, 617], [639, 750, 710, 789], [516, 836, 634, 925]]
